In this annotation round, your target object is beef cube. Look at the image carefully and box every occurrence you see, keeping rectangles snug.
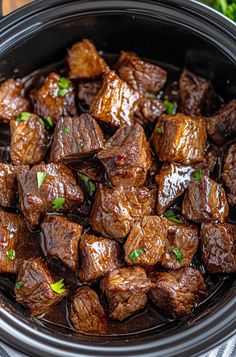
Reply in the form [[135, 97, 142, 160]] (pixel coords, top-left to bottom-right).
[[100, 266, 151, 321], [162, 222, 199, 269], [139, 97, 166, 123], [124, 216, 167, 266], [149, 267, 207, 318], [179, 69, 212, 116], [17, 163, 84, 229], [90, 185, 153, 240], [182, 176, 229, 223], [69, 286, 108, 334], [68, 39, 108, 79], [0, 79, 30, 123], [113, 51, 138, 71], [10, 113, 50, 166], [79, 234, 123, 282], [151, 113, 207, 164], [117, 57, 167, 95], [78, 81, 102, 108], [89, 70, 141, 128], [155, 163, 194, 215], [222, 143, 236, 206], [41, 215, 83, 271], [97, 123, 151, 187], [0, 164, 29, 208], [50, 114, 105, 163], [33, 72, 77, 122], [207, 99, 236, 144], [201, 223, 236, 273], [196, 148, 218, 177], [15, 258, 67, 316]]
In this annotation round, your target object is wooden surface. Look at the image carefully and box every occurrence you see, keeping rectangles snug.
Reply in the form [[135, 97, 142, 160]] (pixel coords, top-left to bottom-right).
[[3, 0, 31, 15]]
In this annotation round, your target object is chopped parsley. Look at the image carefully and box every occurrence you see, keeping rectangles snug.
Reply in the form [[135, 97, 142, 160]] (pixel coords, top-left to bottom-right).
[[52, 197, 66, 211], [16, 112, 31, 122], [77, 142, 84, 151], [172, 247, 184, 262], [50, 279, 66, 294], [57, 77, 70, 97], [79, 173, 96, 195], [105, 181, 115, 189], [6, 249, 15, 261], [163, 209, 183, 224], [129, 249, 144, 261], [58, 88, 68, 97], [15, 281, 24, 289], [44, 116, 53, 128], [64, 126, 70, 134], [37, 171, 47, 189], [156, 127, 164, 134], [38, 117, 45, 125], [163, 99, 175, 115], [192, 169, 203, 182]]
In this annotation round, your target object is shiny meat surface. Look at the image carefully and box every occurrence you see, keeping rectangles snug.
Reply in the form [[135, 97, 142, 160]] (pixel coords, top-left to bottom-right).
[[78, 81, 102, 108], [139, 97, 166, 123], [222, 143, 236, 206]]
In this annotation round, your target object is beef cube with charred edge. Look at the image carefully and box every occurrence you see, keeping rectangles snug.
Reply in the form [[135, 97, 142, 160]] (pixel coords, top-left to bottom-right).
[[0, 79, 30, 123], [78, 81, 102, 108], [222, 143, 236, 206], [15, 258, 67, 317], [182, 176, 229, 223], [50, 114, 105, 163], [33, 72, 77, 122], [79, 234, 123, 282], [68, 39, 108, 80], [10, 113, 50, 166], [162, 222, 199, 270], [201, 223, 236, 273], [90, 185, 153, 240], [70, 286, 108, 334], [98, 123, 151, 187], [207, 99, 236, 145], [41, 215, 83, 271], [179, 69, 212, 116], [139, 97, 166, 123], [124, 216, 167, 266], [151, 113, 207, 165], [100, 266, 151, 321], [0, 164, 29, 208], [196, 148, 218, 177], [17, 163, 84, 229], [89, 70, 141, 128], [149, 267, 207, 318]]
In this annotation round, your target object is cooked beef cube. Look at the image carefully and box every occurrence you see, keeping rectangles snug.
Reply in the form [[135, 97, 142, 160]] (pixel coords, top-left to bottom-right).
[[151, 113, 207, 164], [0, 164, 29, 208], [33, 72, 77, 122], [68, 39, 108, 79], [10, 113, 50, 166], [113, 51, 138, 71], [222, 143, 236, 206], [207, 99, 236, 144], [41, 215, 83, 271], [79, 234, 123, 282], [76, 160, 105, 182], [0, 79, 30, 123], [162, 222, 199, 269], [196, 148, 218, 177], [17, 163, 84, 229], [182, 176, 229, 223], [149, 267, 207, 318], [70, 286, 108, 334], [139, 97, 166, 123], [117, 57, 167, 95], [78, 81, 102, 108], [98, 123, 151, 187], [124, 216, 167, 266], [100, 266, 151, 321], [155, 163, 194, 215], [179, 69, 212, 116], [50, 114, 105, 163], [90, 185, 153, 240], [89, 70, 141, 128], [201, 223, 236, 273], [15, 258, 67, 316]]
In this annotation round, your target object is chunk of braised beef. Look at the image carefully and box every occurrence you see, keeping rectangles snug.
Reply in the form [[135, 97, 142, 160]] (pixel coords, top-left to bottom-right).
[[0, 79, 30, 123], [113, 51, 138, 71], [201, 223, 236, 273], [50, 114, 105, 163], [222, 143, 236, 206], [32, 72, 77, 122], [149, 267, 207, 318], [195, 148, 218, 177], [79, 234, 123, 282], [124, 216, 167, 266], [100, 266, 151, 321], [151, 113, 207, 165], [138, 97, 166, 123], [182, 176, 229, 223], [17, 163, 84, 229], [97, 123, 151, 187], [78, 81, 102, 109], [15, 258, 67, 317], [10, 113, 50, 166], [68, 39, 108, 80], [70, 286, 108, 334], [89, 70, 141, 128], [41, 215, 83, 271], [76, 160, 105, 182]]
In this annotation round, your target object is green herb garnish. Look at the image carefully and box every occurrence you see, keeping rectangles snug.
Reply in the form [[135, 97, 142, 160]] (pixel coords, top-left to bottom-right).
[[163, 209, 183, 224], [192, 169, 203, 182], [58, 77, 70, 89], [129, 249, 144, 261], [156, 127, 164, 134], [163, 99, 175, 115], [16, 112, 31, 122], [150, 146, 155, 156], [58, 88, 68, 97], [105, 181, 115, 189], [6, 249, 15, 261], [77, 142, 84, 151], [37, 171, 47, 189], [79, 173, 96, 195], [50, 279, 66, 294], [15, 281, 24, 289], [44, 116, 53, 128], [64, 126, 70, 134], [52, 197, 66, 211], [38, 117, 45, 125], [172, 247, 184, 262]]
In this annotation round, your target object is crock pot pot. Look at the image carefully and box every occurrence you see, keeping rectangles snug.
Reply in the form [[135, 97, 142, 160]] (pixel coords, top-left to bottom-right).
[[0, 1, 236, 356]]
